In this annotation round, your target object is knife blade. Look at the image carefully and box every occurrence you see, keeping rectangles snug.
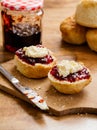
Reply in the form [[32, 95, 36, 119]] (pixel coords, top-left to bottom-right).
[[0, 65, 49, 111]]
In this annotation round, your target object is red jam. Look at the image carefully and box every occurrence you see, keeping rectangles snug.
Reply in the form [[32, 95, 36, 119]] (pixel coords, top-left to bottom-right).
[[15, 47, 53, 65], [1, 11, 41, 53], [50, 66, 90, 82]]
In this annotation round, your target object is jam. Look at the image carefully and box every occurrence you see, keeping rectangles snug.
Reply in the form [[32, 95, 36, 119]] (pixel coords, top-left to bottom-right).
[[15, 48, 53, 65], [50, 66, 90, 82], [1, 11, 42, 53]]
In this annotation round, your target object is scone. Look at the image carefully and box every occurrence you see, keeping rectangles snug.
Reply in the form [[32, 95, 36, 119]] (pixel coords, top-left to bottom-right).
[[14, 45, 56, 78], [86, 29, 97, 52], [75, 0, 97, 28], [48, 60, 92, 94], [60, 16, 87, 45]]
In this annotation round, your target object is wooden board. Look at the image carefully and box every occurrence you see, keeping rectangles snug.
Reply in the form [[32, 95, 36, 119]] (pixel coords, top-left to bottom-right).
[[1, 1, 97, 130], [1, 1, 97, 116], [0, 54, 97, 116]]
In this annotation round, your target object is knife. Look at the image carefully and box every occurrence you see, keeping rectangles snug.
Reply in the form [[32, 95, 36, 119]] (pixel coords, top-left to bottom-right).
[[0, 65, 49, 111]]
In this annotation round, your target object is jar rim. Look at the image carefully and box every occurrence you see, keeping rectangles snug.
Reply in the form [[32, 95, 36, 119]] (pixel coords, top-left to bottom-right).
[[1, 0, 44, 11]]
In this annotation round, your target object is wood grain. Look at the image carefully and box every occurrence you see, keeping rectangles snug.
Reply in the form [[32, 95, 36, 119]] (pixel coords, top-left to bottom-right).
[[44, 0, 79, 8], [1, 41, 97, 116]]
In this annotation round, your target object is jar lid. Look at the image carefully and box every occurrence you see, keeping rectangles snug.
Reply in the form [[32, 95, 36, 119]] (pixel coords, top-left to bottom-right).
[[1, 0, 44, 11]]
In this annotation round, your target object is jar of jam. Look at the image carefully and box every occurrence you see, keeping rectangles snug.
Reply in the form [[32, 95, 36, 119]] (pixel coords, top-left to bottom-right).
[[1, 0, 44, 52]]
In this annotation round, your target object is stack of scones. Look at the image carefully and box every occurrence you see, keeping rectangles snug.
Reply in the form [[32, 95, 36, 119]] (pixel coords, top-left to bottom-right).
[[60, 0, 97, 52]]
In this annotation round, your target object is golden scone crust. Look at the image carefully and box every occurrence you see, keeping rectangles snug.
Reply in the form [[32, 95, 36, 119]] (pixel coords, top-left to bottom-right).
[[75, 0, 97, 28], [14, 55, 56, 78], [48, 60, 92, 95], [60, 16, 87, 45], [48, 73, 92, 94], [86, 29, 97, 52]]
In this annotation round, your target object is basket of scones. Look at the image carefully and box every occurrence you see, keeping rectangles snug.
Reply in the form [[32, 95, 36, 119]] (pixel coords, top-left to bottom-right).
[[60, 0, 97, 52]]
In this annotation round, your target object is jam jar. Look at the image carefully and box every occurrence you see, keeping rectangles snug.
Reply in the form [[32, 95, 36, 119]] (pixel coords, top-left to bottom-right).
[[1, 0, 44, 52]]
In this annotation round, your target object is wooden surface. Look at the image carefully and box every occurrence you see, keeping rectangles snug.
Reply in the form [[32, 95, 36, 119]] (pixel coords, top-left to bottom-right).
[[1, 0, 97, 130], [1, 58, 97, 116]]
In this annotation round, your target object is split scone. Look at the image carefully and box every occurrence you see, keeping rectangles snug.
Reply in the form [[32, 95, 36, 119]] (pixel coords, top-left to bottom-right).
[[75, 0, 97, 28], [48, 60, 92, 94], [60, 16, 87, 45], [14, 45, 56, 78], [86, 29, 97, 52]]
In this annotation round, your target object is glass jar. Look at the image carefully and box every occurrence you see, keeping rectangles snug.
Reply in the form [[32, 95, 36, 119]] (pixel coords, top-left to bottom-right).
[[1, 0, 44, 52]]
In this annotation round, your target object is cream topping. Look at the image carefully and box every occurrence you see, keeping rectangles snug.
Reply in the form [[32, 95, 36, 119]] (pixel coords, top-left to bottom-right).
[[23, 46, 50, 58], [57, 60, 83, 77]]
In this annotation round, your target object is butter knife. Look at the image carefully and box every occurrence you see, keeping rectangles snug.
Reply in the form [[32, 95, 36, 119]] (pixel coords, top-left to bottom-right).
[[0, 65, 49, 111]]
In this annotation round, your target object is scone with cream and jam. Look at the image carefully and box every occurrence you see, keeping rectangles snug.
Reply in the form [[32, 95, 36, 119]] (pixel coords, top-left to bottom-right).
[[14, 45, 56, 78], [48, 60, 92, 94]]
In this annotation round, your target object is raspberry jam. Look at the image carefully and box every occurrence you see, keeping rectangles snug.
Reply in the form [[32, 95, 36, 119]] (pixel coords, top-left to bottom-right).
[[1, 11, 41, 52], [50, 66, 90, 82], [15, 48, 53, 65]]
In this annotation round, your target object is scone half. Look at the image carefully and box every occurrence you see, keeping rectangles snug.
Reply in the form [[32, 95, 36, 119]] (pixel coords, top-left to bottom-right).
[[14, 45, 56, 78], [48, 60, 92, 94]]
